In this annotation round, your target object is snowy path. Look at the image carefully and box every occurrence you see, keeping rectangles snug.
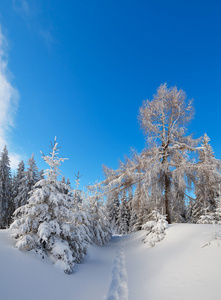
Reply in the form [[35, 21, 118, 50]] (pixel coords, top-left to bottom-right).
[[106, 240, 128, 300], [1, 225, 221, 300]]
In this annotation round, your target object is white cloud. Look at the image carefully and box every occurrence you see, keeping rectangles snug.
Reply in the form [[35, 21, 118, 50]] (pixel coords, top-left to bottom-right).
[[12, 0, 31, 18], [0, 26, 20, 170]]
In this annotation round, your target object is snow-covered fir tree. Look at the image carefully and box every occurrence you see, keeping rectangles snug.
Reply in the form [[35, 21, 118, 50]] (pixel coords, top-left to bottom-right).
[[118, 189, 129, 235], [11, 173, 18, 209], [188, 200, 203, 223], [87, 187, 112, 246], [215, 194, 221, 224], [26, 153, 40, 194], [10, 138, 87, 274], [14, 160, 28, 209], [132, 184, 150, 231], [129, 208, 137, 233], [0, 146, 13, 228], [195, 134, 221, 214], [197, 212, 215, 224], [142, 210, 168, 246], [105, 189, 120, 233]]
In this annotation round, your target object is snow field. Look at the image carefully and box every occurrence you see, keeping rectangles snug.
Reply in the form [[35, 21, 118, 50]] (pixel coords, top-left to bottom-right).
[[1, 224, 221, 300], [124, 224, 221, 300]]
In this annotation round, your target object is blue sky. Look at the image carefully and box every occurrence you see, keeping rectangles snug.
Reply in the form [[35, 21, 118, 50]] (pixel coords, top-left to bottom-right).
[[0, 0, 220, 188]]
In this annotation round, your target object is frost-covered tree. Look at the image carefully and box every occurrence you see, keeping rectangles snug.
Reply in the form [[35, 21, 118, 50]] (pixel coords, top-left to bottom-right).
[[129, 208, 137, 233], [98, 84, 208, 224], [14, 160, 28, 209], [73, 172, 83, 205], [10, 138, 86, 274], [11, 173, 18, 208], [138, 84, 197, 223], [118, 189, 129, 235], [195, 134, 221, 213], [26, 153, 39, 194], [105, 189, 120, 233], [197, 212, 215, 224], [190, 200, 203, 223], [215, 194, 221, 224], [0, 146, 12, 228], [142, 210, 168, 246], [87, 188, 112, 245], [132, 183, 151, 231]]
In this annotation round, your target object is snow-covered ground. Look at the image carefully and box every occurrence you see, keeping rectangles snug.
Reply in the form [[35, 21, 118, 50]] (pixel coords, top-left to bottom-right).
[[0, 224, 221, 300]]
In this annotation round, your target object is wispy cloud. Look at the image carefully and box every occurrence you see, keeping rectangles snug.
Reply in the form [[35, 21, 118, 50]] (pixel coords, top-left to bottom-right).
[[12, 0, 54, 49], [39, 27, 54, 51], [0, 26, 20, 170], [12, 0, 31, 19]]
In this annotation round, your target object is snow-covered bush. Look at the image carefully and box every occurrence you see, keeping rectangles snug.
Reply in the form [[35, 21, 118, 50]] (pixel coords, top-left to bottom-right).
[[142, 210, 168, 247], [202, 221, 221, 247], [10, 138, 87, 274], [215, 196, 221, 225]]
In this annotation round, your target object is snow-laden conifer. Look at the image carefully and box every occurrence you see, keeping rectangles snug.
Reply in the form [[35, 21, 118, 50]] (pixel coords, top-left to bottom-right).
[[195, 134, 221, 214], [118, 190, 129, 235], [105, 189, 120, 233], [190, 201, 203, 223], [197, 213, 214, 224], [10, 138, 86, 274], [215, 195, 221, 224], [87, 187, 112, 246], [0, 146, 12, 228], [14, 160, 28, 209], [129, 209, 137, 233], [142, 210, 168, 246], [26, 153, 39, 194]]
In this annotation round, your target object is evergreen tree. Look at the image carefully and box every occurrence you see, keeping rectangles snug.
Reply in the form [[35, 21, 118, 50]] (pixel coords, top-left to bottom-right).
[[142, 210, 168, 246], [0, 146, 12, 228], [118, 189, 129, 235], [10, 138, 87, 274], [87, 188, 112, 245], [195, 134, 221, 213], [11, 172, 17, 208], [105, 189, 120, 233], [190, 200, 203, 223], [14, 160, 28, 209], [215, 194, 221, 224], [26, 153, 39, 194], [129, 209, 137, 233]]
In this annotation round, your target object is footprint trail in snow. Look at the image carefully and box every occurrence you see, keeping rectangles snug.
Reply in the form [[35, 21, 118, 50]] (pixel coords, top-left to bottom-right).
[[106, 242, 128, 300]]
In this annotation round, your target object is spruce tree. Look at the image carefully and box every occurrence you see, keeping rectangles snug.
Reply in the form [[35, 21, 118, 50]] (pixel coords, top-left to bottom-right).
[[87, 188, 112, 245], [14, 160, 28, 209], [142, 210, 168, 246], [106, 189, 120, 233], [195, 134, 221, 213], [0, 146, 12, 228], [10, 138, 87, 274], [26, 153, 39, 194], [118, 190, 129, 235]]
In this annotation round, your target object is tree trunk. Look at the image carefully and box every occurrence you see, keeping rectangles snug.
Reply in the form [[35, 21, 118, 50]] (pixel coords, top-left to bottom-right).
[[164, 172, 171, 224]]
